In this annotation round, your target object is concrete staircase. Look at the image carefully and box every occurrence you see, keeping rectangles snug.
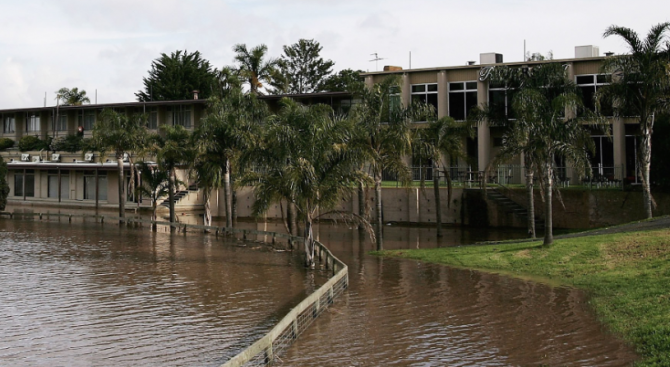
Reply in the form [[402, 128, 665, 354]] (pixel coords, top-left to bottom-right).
[[486, 189, 544, 231], [159, 184, 199, 208]]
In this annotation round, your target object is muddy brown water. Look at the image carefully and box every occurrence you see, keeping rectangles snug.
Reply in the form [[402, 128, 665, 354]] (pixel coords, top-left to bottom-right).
[[0, 208, 638, 366]]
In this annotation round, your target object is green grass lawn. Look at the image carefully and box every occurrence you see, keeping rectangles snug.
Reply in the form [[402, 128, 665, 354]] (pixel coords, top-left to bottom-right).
[[374, 229, 670, 366]]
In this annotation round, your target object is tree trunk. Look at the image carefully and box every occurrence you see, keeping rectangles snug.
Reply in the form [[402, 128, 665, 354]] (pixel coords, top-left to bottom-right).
[[358, 182, 366, 230], [639, 125, 653, 219], [204, 191, 212, 227], [374, 171, 383, 251], [527, 171, 536, 239], [169, 168, 176, 223], [151, 201, 157, 232], [117, 155, 126, 222], [288, 202, 298, 236], [303, 217, 315, 267], [432, 160, 442, 237], [232, 189, 238, 224], [543, 161, 553, 246], [223, 158, 233, 228]]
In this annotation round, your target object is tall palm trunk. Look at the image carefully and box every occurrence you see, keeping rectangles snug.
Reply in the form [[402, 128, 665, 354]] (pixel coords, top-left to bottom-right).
[[432, 160, 442, 237], [640, 124, 653, 219], [223, 158, 233, 228], [151, 200, 157, 231], [117, 154, 126, 222], [374, 170, 383, 250], [169, 168, 176, 223], [543, 160, 553, 246], [358, 181, 366, 230], [288, 202, 298, 236], [303, 217, 315, 267], [204, 190, 212, 227], [232, 190, 238, 224], [527, 171, 536, 239]]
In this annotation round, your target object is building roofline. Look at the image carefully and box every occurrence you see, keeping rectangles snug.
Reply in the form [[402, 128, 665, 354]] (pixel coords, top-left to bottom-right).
[[360, 56, 607, 76], [0, 91, 354, 115]]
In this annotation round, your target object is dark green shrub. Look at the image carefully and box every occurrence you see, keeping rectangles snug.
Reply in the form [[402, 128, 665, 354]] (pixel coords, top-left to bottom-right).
[[18, 136, 45, 151], [0, 138, 15, 151], [51, 135, 83, 153]]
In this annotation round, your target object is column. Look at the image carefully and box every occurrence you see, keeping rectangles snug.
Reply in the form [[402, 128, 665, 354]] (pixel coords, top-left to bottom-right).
[[437, 71, 448, 118], [612, 117, 626, 180], [364, 75, 374, 91], [477, 79, 490, 172], [402, 73, 411, 107]]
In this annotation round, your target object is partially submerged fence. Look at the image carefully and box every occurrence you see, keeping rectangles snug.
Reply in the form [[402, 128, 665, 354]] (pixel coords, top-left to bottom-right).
[[0, 211, 349, 366]]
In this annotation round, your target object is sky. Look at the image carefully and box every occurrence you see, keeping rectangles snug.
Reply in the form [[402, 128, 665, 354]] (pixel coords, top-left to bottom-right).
[[0, 0, 668, 109]]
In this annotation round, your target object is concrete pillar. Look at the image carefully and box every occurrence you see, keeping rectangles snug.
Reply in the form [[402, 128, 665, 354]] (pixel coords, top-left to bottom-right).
[[477, 79, 490, 171], [402, 73, 411, 107], [612, 117, 626, 180], [365, 75, 374, 91], [437, 71, 448, 118]]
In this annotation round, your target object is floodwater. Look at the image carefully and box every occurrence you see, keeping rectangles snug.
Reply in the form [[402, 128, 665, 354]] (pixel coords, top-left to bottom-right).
[[0, 207, 638, 366], [0, 216, 327, 366]]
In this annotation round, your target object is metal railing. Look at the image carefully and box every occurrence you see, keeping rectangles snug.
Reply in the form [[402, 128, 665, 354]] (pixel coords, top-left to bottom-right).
[[0, 211, 349, 367], [383, 165, 624, 189]]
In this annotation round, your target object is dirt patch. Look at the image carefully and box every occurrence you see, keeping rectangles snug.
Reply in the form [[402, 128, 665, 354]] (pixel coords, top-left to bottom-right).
[[514, 249, 532, 259]]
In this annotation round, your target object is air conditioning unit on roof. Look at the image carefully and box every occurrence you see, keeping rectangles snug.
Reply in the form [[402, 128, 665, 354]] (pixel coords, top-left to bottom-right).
[[20, 154, 30, 162], [51, 153, 61, 162], [84, 153, 94, 162], [32, 156, 41, 163], [123, 152, 130, 162]]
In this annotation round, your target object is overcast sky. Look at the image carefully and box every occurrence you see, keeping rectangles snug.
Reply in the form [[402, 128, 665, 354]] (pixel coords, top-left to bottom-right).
[[1, 0, 668, 109]]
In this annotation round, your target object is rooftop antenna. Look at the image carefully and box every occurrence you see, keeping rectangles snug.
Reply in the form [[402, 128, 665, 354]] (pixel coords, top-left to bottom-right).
[[370, 53, 385, 71]]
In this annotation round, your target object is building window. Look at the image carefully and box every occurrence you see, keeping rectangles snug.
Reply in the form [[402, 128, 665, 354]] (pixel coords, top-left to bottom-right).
[[3, 116, 15, 133], [576, 74, 612, 116], [48, 170, 70, 199], [13, 170, 35, 197], [488, 81, 516, 120], [56, 113, 68, 131], [590, 135, 615, 178], [83, 171, 108, 201], [449, 81, 478, 121], [148, 107, 158, 129], [411, 83, 438, 117], [26, 113, 40, 132], [171, 105, 191, 128], [79, 110, 96, 130]]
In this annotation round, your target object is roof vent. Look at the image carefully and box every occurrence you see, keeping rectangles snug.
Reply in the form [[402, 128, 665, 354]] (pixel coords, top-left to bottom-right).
[[467, 61, 476, 66], [575, 45, 599, 58], [192, 90, 199, 100], [605, 51, 614, 57], [480, 53, 503, 64]]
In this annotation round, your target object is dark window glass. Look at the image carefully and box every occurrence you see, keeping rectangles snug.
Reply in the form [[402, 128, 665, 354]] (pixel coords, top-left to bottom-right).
[[412, 94, 427, 104], [25, 174, 35, 197], [411, 85, 425, 93], [489, 90, 506, 118], [426, 94, 438, 111], [576, 75, 594, 84], [580, 86, 596, 112], [14, 174, 23, 197], [465, 82, 478, 90], [449, 93, 465, 121], [450, 83, 464, 91], [465, 91, 478, 118], [596, 74, 609, 84], [427, 84, 438, 92]]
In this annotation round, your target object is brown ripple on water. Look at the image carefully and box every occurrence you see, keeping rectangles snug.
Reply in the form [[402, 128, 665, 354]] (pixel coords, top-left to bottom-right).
[[0, 219, 328, 367]]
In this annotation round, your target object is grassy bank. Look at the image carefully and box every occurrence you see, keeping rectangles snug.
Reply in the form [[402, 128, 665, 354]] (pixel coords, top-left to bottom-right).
[[374, 229, 670, 366]]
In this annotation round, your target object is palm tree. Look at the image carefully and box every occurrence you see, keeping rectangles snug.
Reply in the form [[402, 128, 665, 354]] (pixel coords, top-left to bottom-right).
[[195, 81, 267, 227], [241, 98, 370, 266], [151, 125, 195, 223], [232, 44, 280, 95], [599, 23, 670, 219], [413, 116, 473, 237], [135, 162, 170, 229], [56, 87, 90, 106], [487, 63, 602, 246], [91, 109, 148, 221], [350, 76, 413, 250]]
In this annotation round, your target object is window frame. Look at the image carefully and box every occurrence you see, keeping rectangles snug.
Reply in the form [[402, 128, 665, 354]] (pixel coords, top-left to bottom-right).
[[448, 81, 478, 121]]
